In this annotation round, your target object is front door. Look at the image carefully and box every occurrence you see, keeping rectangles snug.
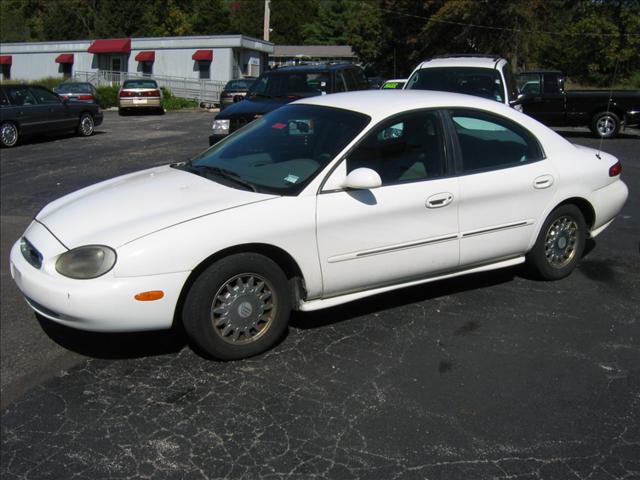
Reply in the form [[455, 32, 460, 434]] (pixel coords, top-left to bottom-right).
[[316, 110, 460, 297]]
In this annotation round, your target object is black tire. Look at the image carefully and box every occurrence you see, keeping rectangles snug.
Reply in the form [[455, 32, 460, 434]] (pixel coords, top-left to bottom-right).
[[157, 107, 165, 115], [77, 113, 95, 136], [0, 121, 19, 148], [118, 108, 126, 116], [526, 204, 587, 280], [590, 111, 620, 139], [182, 253, 291, 360]]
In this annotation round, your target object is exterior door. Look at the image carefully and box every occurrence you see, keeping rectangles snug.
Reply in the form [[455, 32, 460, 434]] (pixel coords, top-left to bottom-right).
[[29, 86, 75, 131], [522, 73, 566, 126], [316, 110, 460, 297], [448, 109, 557, 266]]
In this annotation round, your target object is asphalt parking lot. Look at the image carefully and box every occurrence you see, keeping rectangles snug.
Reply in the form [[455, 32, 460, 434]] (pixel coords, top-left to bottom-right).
[[1, 111, 638, 479]]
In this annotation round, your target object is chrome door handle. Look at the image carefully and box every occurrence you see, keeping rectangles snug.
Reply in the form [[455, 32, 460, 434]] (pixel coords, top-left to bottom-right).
[[426, 192, 454, 208]]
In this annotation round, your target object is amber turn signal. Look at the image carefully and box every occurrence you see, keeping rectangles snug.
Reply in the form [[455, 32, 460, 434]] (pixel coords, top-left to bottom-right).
[[134, 290, 164, 301]]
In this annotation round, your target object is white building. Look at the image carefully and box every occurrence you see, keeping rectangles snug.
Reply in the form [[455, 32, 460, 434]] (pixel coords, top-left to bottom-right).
[[0, 35, 273, 102]]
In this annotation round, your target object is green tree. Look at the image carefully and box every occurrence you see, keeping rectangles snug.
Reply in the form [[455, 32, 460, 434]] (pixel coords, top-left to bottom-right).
[[0, 0, 31, 42], [301, 0, 352, 45], [229, 0, 264, 38], [270, 0, 318, 44], [190, 0, 231, 35]]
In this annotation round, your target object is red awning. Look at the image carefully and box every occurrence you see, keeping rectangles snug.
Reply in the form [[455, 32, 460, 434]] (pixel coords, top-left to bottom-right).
[[135, 51, 155, 62], [192, 50, 213, 61], [55, 53, 74, 64], [87, 38, 131, 54], [0, 55, 12, 65]]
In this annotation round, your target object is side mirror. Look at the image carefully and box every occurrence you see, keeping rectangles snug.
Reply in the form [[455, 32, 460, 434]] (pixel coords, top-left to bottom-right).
[[343, 167, 382, 190]]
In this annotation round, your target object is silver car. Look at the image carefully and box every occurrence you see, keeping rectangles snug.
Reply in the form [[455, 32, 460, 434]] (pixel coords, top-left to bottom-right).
[[118, 79, 164, 115]]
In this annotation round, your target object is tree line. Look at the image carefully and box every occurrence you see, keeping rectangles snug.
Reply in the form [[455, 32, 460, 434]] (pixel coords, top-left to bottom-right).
[[1, 0, 638, 87]]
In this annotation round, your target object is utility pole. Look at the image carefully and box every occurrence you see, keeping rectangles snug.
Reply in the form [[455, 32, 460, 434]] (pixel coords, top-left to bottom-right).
[[263, 0, 271, 42]]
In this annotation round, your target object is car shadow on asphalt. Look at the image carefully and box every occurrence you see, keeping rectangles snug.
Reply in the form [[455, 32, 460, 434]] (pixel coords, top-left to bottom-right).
[[290, 266, 520, 330], [36, 314, 187, 359], [14, 130, 106, 147]]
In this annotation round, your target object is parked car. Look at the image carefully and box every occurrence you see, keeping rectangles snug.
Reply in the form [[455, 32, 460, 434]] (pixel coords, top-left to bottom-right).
[[0, 84, 103, 147], [53, 82, 98, 104], [10, 90, 628, 360], [515, 70, 640, 138], [219, 77, 256, 110], [405, 54, 520, 107], [367, 76, 387, 89], [209, 63, 370, 145], [381, 79, 407, 89], [118, 79, 164, 115]]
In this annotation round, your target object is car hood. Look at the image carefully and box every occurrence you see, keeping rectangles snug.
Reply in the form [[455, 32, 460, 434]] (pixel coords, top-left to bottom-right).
[[36, 165, 276, 249], [216, 97, 295, 118]]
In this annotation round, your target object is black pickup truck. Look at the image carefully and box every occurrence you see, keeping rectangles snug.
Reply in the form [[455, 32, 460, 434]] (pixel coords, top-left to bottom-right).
[[515, 70, 640, 138]]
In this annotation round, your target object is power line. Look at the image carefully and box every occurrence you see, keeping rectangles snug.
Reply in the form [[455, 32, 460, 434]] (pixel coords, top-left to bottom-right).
[[377, 7, 640, 38]]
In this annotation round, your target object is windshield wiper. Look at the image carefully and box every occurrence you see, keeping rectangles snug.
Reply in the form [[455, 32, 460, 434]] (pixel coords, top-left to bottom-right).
[[192, 165, 257, 192]]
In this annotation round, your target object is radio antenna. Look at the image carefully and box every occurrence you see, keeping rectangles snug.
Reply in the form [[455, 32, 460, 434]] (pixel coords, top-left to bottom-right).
[[597, 57, 620, 159]]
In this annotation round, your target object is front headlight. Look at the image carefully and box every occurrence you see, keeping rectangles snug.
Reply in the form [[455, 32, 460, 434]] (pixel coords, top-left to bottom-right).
[[212, 119, 230, 135], [55, 245, 117, 279]]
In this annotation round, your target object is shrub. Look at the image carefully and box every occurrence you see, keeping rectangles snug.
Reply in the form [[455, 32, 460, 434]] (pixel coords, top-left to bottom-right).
[[161, 86, 199, 110], [96, 85, 119, 109]]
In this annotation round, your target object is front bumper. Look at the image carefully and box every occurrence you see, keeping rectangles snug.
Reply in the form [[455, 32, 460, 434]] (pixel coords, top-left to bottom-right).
[[9, 223, 189, 332], [209, 133, 228, 146]]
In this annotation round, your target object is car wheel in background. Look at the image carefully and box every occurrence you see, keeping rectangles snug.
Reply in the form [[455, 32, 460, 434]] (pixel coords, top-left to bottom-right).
[[0, 121, 19, 148], [77, 113, 95, 137], [526, 204, 587, 280], [591, 111, 620, 139], [182, 253, 291, 360]]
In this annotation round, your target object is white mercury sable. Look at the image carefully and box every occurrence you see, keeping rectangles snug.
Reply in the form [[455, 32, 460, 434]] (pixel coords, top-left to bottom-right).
[[10, 90, 628, 360]]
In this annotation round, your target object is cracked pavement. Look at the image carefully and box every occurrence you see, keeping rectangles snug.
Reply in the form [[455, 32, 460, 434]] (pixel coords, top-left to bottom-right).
[[1, 115, 638, 479]]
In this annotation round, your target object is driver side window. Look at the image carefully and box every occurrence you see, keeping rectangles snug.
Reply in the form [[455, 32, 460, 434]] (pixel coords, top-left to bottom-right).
[[346, 110, 446, 186]]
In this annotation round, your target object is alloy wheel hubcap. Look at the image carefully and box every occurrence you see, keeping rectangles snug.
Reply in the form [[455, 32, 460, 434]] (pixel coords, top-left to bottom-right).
[[544, 216, 578, 268], [1, 124, 17, 145], [81, 116, 93, 135], [211, 274, 275, 345], [597, 116, 615, 136]]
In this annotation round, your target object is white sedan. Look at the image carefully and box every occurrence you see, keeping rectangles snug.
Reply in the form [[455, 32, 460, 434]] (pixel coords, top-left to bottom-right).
[[10, 91, 628, 360]]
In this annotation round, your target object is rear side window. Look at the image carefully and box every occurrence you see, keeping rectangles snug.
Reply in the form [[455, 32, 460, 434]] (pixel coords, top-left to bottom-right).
[[450, 109, 544, 173], [30, 86, 60, 104]]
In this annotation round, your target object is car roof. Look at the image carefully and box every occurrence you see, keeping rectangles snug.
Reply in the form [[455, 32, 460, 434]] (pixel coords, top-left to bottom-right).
[[268, 63, 359, 73], [295, 89, 515, 122], [414, 55, 506, 70]]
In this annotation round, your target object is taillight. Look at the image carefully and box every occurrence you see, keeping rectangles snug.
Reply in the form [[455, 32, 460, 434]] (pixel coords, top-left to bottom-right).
[[119, 91, 134, 97], [609, 161, 622, 177], [147, 89, 160, 97], [78, 95, 93, 100]]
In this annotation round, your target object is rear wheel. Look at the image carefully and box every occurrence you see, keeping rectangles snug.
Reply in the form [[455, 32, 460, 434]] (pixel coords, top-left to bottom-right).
[[0, 121, 18, 147], [526, 204, 587, 280], [591, 111, 620, 138], [182, 253, 291, 360], [77, 113, 95, 136]]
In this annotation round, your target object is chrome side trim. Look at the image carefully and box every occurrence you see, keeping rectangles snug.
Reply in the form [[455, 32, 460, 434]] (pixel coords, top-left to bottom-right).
[[327, 233, 459, 264], [461, 220, 532, 238]]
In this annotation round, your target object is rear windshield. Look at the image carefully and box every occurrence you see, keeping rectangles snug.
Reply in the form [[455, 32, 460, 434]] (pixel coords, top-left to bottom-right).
[[56, 83, 93, 93], [122, 80, 158, 89], [225, 79, 254, 91], [406, 67, 505, 103], [248, 71, 331, 98]]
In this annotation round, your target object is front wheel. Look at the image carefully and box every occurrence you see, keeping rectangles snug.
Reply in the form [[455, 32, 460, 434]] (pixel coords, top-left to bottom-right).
[[182, 253, 291, 360], [0, 121, 19, 147], [526, 204, 587, 280], [591, 111, 620, 139], [77, 113, 95, 136]]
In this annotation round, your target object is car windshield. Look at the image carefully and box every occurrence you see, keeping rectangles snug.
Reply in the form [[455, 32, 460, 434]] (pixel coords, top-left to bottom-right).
[[406, 67, 504, 103], [181, 104, 370, 195], [225, 79, 254, 91], [122, 80, 158, 89], [248, 71, 331, 98], [56, 83, 92, 93]]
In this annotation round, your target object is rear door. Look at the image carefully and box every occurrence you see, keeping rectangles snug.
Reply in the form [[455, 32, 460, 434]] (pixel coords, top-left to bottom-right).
[[3, 86, 42, 134], [29, 86, 76, 131], [447, 109, 557, 266]]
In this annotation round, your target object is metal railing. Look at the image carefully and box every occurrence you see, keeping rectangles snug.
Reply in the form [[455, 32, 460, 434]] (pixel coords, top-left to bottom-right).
[[73, 70, 226, 105]]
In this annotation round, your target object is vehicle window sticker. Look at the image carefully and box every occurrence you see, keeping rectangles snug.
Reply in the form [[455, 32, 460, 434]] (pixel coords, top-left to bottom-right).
[[284, 174, 299, 184]]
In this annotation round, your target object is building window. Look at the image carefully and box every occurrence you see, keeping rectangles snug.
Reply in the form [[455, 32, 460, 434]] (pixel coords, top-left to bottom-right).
[[1, 65, 10, 80], [198, 61, 210, 79], [61, 63, 72, 79], [142, 62, 153, 76]]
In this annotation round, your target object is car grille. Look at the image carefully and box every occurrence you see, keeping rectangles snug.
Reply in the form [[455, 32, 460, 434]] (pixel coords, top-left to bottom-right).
[[20, 237, 42, 269], [230, 117, 253, 133]]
